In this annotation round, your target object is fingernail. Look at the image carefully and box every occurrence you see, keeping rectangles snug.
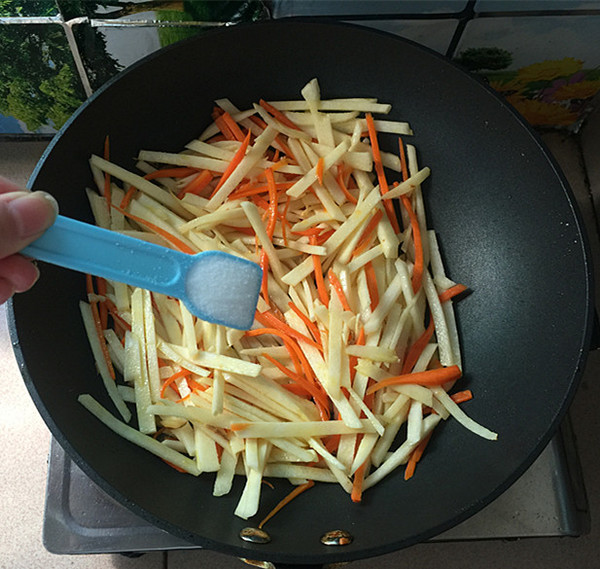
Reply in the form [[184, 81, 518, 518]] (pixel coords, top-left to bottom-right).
[[8, 191, 59, 238]]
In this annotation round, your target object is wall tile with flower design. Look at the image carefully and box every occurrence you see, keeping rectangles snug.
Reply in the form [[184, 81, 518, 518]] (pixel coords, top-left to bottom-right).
[[453, 15, 600, 129]]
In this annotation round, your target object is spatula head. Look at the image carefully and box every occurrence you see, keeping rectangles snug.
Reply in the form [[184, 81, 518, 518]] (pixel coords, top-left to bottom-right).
[[183, 250, 262, 330]]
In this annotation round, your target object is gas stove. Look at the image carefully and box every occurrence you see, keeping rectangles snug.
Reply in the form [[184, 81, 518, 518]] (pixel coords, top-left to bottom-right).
[[42, 417, 589, 555]]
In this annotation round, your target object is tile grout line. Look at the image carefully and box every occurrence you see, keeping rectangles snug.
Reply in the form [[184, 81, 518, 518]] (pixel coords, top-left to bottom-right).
[[61, 17, 94, 98]]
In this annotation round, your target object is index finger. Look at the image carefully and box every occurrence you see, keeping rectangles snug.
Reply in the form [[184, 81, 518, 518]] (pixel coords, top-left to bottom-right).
[[0, 175, 22, 195]]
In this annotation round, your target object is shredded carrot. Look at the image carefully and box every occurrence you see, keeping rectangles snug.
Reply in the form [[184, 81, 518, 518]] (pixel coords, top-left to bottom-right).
[[210, 129, 252, 198], [315, 228, 335, 246], [259, 250, 270, 306], [255, 310, 322, 352], [162, 459, 187, 473], [401, 318, 435, 375], [96, 276, 108, 329], [187, 377, 208, 393], [177, 169, 213, 198], [262, 353, 329, 413], [230, 422, 250, 432], [316, 156, 325, 185], [364, 261, 379, 311], [287, 301, 321, 344], [450, 389, 473, 404], [439, 283, 468, 303], [401, 194, 424, 293], [351, 461, 367, 503], [259, 99, 302, 131], [111, 203, 195, 254], [160, 368, 189, 399], [119, 185, 137, 208], [405, 432, 433, 480], [365, 113, 400, 233], [103, 298, 131, 332], [352, 209, 384, 258], [220, 110, 246, 142], [310, 235, 329, 307], [336, 164, 358, 204], [146, 167, 198, 181], [265, 168, 278, 239], [258, 480, 315, 529], [366, 365, 462, 395], [86, 273, 115, 380], [327, 269, 351, 312], [212, 108, 237, 141]]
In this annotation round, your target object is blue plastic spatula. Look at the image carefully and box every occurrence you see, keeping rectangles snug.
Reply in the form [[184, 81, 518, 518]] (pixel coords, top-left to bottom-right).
[[22, 215, 262, 330]]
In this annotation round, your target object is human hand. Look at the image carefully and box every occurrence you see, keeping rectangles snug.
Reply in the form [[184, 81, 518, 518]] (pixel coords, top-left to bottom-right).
[[0, 176, 58, 304]]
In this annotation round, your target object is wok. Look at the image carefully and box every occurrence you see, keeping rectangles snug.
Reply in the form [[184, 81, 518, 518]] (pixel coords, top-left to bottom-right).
[[8, 20, 594, 567]]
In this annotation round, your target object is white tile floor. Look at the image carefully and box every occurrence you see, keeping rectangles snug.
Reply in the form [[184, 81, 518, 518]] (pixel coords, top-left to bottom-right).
[[1, 100, 599, 568]]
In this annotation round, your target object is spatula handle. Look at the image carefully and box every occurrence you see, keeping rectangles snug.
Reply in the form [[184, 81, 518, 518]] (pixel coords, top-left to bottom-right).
[[22, 215, 189, 297]]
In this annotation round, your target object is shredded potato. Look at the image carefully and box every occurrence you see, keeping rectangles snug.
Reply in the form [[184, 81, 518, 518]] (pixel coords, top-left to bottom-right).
[[78, 78, 497, 522]]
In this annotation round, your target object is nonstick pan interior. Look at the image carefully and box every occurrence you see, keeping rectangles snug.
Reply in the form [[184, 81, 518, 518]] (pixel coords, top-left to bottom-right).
[[9, 20, 594, 565]]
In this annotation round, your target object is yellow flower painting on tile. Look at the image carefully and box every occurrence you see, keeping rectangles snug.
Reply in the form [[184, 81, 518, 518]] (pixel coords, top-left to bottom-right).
[[459, 53, 600, 129]]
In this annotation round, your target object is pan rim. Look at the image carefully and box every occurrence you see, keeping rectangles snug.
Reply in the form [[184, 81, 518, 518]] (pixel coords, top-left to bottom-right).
[[9, 18, 596, 565]]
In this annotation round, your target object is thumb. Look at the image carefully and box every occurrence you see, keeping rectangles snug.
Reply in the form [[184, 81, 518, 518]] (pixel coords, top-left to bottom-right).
[[0, 191, 59, 259]]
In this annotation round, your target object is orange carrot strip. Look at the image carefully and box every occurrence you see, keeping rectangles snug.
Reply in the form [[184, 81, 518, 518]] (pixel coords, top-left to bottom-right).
[[450, 389, 473, 404], [364, 261, 379, 311], [400, 194, 424, 293], [311, 235, 329, 307], [365, 113, 400, 233], [336, 165, 358, 204], [160, 368, 189, 399], [103, 298, 131, 332], [245, 327, 303, 376], [265, 168, 278, 239], [96, 276, 108, 329], [315, 157, 325, 185], [327, 269, 351, 312], [210, 129, 252, 198], [221, 110, 246, 142], [287, 301, 321, 344], [119, 185, 137, 208], [439, 283, 468, 303], [230, 422, 250, 432], [401, 318, 436, 375], [259, 250, 270, 306], [366, 365, 462, 395], [258, 480, 315, 529], [86, 273, 115, 380], [146, 167, 199, 180], [405, 432, 433, 480], [351, 461, 367, 503], [111, 204, 195, 254], [352, 209, 384, 258], [212, 109, 237, 141], [162, 459, 187, 473], [186, 377, 208, 392], [255, 311, 322, 352], [177, 169, 213, 198], [259, 99, 302, 131], [315, 228, 335, 246], [399, 135, 409, 181], [262, 353, 330, 412]]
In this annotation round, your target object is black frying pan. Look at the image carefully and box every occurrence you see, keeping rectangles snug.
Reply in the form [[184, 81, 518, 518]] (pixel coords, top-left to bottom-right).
[[8, 20, 594, 567]]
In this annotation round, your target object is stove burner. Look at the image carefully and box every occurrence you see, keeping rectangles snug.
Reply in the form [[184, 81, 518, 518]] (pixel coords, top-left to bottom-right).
[[42, 419, 589, 555]]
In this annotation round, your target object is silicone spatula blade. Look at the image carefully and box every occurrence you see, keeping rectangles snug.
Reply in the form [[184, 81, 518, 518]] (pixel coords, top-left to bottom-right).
[[22, 215, 262, 330]]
